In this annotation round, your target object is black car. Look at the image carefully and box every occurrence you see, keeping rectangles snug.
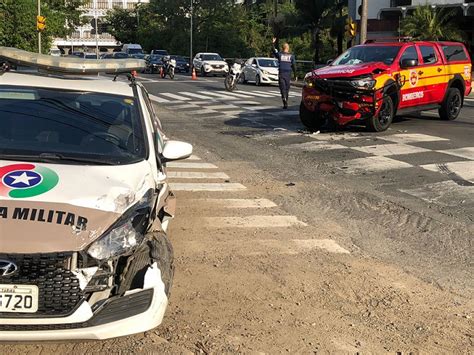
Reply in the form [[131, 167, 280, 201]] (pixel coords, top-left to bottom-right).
[[171, 55, 190, 73], [101, 52, 130, 59], [144, 54, 163, 73]]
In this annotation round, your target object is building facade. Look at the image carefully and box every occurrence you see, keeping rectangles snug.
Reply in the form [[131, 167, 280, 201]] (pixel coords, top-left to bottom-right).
[[348, 0, 474, 55], [53, 0, 149, 53]]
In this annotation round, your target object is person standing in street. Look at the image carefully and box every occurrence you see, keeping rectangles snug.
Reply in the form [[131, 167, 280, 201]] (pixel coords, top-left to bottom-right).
[[272, 37, 297, 109]]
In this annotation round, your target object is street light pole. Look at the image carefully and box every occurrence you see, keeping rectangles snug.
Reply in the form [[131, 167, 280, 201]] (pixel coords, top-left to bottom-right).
[[37, 0, 42, 54], [94, 0, 99, 60], [360, 0, 368, 44], [190, 0, 193, 69]]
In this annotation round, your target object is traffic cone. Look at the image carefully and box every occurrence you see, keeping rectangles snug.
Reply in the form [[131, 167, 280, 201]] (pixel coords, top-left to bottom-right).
[[192, 67, 197, 80]]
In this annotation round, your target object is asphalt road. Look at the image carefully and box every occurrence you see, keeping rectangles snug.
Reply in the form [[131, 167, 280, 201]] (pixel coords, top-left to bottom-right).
[[137, 72, 473, 352], [6, 72, 471, 353]]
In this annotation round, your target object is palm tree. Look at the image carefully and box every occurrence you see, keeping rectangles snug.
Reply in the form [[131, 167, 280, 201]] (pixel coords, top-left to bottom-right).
[[400, 5, 464, 42]]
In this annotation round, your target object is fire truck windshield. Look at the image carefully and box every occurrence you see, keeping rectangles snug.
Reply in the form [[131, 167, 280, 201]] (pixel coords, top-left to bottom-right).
[[332, 46, 402, 66]]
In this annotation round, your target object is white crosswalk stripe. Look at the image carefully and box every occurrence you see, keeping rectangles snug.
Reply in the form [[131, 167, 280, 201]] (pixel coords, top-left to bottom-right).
[[180, 91, 217, 100], [148, 94, 170, 103], [161, 92, 192, 101], [168, 157, 348, 254]]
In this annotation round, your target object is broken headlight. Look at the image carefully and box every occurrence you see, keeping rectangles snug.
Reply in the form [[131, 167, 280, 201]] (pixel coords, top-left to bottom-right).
[[304, 72, 315, 88], [350, 77, 376, 90], [87, 190, 154, 260]]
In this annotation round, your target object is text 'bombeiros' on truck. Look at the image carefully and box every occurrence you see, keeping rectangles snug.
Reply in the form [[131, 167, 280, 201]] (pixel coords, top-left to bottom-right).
[[0, 47, 192, 340], [300, 39, 472, 132]]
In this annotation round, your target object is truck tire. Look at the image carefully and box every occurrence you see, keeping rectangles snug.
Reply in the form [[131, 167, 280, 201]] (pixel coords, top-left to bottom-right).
[[299, 102, 324, 131], [366, 95, 394, 132], [439, 87, 462, 121]]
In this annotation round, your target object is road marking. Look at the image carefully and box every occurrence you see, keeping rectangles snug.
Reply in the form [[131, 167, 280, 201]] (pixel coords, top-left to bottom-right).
[[233, 101, 261, 105], [285, 142, 347, 152], [168, 171, 229, 179], [237, 91, 274, 98], [351, 143, 431, 156], [203, 215, 307, 228], [180, 91, 217, 100], [217, 91, 256, 99], [187, 198, 278, 208], [379, 133, 449, 144], [190, 108, 219, 115], [222, 110, 247, 115], [400, 180, 474, 206], [148, 94, 170, 103], [308, 133, 365, 141], [421, 161, 474, 183], [292, 239, 350, 254], [161, 92, 192, 101], [254, 90, 281, 97], [253, 130, 301, 140], [206, 104, 240, 110], [335, 156, 413, 173], [167, 162, 218, 169], [187, 155, 201, 160], [167, 103, 199, 110], [437, 147, 474, 160], [170, 183, 246, 191], [199, 91, 240, 100], [244, 105, 278, 111]]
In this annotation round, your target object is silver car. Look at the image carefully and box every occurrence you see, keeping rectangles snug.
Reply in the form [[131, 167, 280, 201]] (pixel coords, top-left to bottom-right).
[[242, 57, 279, 86]]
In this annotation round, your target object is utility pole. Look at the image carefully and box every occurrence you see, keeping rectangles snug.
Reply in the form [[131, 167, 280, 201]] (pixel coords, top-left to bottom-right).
[[93, 0, 99, 60], [37, 0, 41, 54], [360, 0, 368, 44], [190, 0, 193, 69]]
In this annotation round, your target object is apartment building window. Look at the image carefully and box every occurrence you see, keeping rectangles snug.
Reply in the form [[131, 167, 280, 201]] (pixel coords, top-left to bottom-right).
[[97, 0, 109, 9], [112, 0, 123, 9]]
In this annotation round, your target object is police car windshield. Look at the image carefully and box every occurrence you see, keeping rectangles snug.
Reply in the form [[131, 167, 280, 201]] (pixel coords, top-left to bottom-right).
[[332, 46, 402, 66], [0, 86, 146, 165]]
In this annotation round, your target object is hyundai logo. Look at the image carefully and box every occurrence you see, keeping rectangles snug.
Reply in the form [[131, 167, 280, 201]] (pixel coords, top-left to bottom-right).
[[0, 260, 18, 277]]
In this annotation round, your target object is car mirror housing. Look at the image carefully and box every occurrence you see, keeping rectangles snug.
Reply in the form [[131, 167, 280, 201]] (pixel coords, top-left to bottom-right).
[[400, 58, 418, 69], [162, 140, 193, 162]]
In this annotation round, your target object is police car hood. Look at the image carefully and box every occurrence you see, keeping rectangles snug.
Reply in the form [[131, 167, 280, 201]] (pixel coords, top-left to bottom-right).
[[313, 62, 389, 79], [0, 159, 155, 254]]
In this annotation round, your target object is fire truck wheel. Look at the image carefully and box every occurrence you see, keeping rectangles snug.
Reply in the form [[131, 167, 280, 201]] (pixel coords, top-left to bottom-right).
[[299, 102, 324, 131], [367, 95, 394, 132], [439, 88, 462, 121]]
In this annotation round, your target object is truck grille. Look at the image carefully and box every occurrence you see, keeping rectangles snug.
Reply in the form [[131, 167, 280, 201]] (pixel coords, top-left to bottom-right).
[[0, 253, 84, 318], [211, 65, 224, 69]]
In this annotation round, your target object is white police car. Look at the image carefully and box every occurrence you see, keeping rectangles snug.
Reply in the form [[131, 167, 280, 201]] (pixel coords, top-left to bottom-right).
[[0, 48, 192, 340]]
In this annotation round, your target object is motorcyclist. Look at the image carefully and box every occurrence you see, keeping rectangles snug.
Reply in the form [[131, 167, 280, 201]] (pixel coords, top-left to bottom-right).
[[161, 55, 171, 75], [272, 38, 297, 109]]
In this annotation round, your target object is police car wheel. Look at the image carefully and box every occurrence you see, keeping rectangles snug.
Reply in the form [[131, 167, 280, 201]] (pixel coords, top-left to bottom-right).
[[299, 102, 324, 131], [367, 96, 394, 132], [439, 88, 462, 121]]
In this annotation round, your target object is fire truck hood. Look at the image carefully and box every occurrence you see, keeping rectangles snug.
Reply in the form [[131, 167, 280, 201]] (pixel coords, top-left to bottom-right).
[[0, 159, 155, 254], [313, 62, 389, 79]]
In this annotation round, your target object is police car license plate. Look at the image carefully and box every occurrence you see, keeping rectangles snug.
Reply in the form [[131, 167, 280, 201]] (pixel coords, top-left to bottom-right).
[[0, 284, 39, 313]]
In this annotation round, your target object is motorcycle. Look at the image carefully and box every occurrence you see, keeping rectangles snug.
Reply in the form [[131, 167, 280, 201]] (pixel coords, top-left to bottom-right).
[[224, 63, 242, 92], [161, 58, 176, 80]]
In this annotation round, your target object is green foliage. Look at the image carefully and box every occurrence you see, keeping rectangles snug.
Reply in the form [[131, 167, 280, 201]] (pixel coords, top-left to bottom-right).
[[104, 0, 345, 63], [400, 5, 464, 42], [0, 0, 85, 52]]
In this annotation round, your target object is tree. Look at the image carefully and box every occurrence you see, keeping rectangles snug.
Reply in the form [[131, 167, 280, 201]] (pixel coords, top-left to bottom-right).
[[0, 0, 85, 52], [294, 0, 339, 63], [400, 5, 464, 42], [105, 8, 140, 45]]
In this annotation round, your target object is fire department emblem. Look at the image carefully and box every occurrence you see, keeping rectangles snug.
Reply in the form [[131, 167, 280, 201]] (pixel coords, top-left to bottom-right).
[[409, 70, 418, 87]]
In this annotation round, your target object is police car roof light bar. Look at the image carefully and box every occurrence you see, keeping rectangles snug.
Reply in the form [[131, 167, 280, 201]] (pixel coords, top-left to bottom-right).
[[0, 47, 145, 75]]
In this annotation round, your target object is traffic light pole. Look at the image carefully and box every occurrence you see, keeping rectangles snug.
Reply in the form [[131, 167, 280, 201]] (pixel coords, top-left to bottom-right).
[[360, 0, 368, 44], [37, 0, 41, 54]]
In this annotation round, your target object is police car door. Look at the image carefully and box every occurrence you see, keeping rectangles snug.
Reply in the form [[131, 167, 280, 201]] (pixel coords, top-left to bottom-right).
[[397, 45, 424, 109]]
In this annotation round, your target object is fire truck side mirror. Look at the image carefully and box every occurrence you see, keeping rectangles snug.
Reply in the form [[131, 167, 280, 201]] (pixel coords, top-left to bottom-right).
[[400, 59, 418, 69]]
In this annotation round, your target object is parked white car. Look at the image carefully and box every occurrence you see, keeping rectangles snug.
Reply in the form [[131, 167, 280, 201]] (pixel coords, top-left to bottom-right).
[[242, 57, 279, 86], [193, 52, 228, 76]]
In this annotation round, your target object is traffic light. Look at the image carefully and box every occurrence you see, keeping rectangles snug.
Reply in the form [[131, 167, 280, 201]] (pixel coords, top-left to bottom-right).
[[345, 18, 356, 38], [37, 15, 46, 32]]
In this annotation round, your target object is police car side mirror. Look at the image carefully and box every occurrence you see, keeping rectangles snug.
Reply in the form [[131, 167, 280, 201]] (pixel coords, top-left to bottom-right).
[[162, 140, 193, 162], [252, 64, 257, 68], [326, 59, 334, 65], [400, 59, 418, 69]]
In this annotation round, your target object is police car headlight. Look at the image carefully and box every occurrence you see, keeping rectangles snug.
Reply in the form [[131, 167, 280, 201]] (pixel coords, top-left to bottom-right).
[[350, 77, 376, 90], [88, 190, 154, 260], [262, 70, 269, 75]]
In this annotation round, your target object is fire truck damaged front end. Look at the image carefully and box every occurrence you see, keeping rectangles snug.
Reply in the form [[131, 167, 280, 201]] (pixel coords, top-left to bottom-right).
[[300, 63, 397, 131]]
